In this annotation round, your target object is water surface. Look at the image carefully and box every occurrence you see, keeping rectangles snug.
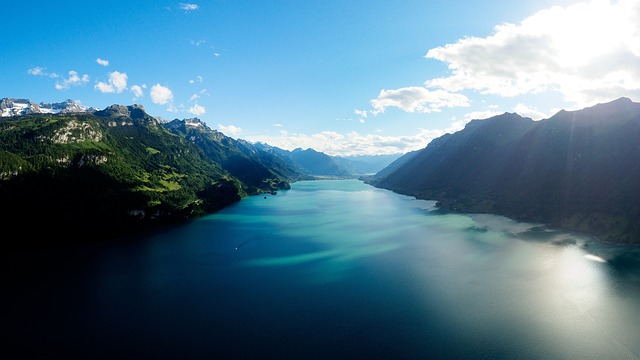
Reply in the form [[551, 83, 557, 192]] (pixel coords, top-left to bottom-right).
[[3, 179, 640, 359]]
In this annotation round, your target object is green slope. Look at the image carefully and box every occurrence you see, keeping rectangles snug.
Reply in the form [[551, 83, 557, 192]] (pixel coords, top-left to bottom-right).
[[0, 105, 296, 248]]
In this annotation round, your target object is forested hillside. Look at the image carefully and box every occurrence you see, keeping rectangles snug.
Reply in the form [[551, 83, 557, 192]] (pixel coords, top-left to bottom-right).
[[0, 104, 297, 247]]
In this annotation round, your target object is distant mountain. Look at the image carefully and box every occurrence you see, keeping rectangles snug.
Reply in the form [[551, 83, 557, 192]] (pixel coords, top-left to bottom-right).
[[289, 148, 351, 177], [0, 103, 299, 248], [1, 98, 97, 117], [360, 151, 418, 179], [333, 154, 402, 175], [247, 142, 310, 177], [367, 97, 640, 244], [252, 143, 403, 177], [253, 143, 352, 178]]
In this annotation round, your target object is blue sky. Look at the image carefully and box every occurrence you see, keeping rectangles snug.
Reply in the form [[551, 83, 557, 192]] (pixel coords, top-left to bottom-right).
[[2, 0, 639, 155]]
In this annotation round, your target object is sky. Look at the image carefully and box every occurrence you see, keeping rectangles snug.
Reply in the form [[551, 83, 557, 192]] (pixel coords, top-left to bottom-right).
[[2, 0, 639, 156]]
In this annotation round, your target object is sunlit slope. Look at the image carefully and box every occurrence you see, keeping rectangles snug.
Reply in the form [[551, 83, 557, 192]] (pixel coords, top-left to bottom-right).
[[368, 97, 640, 244]]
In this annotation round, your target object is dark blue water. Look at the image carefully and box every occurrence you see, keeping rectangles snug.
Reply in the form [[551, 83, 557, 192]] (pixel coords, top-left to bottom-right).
[[3, 179, 640, 359]]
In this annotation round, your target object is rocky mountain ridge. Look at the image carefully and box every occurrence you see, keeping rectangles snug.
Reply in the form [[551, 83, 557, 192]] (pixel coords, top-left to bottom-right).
[[0, 97, 98, 117]]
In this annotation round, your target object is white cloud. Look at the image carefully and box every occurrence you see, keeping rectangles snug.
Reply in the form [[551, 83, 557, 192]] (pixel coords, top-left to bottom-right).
[[28, 67, 59, 78], [189, 76, 203, 84], [55, 70, 89, 90], [217, 124, 243, 137], [95, 82, 113, 93], [423, 0, 640, 107], [150, 84, 174, 105], [131, 84, 145, 100], [179, 3, 199, 11], [463, 110, 504, 122], [512, 103, 549, 120], [96, 58, 109, 67], [354, 109, 368, 118], [459, 103, 549, 124], [110, 71, 128, 92], [95, 71, 128, 93], [189, 103, 206, 116], [370, 87, 470, 114], [27, 67, 44, 76]]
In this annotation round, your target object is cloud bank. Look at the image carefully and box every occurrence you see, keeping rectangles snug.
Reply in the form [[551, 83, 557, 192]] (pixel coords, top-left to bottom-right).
[[371, 0, 640, 113], [370, 87, 469, 114]]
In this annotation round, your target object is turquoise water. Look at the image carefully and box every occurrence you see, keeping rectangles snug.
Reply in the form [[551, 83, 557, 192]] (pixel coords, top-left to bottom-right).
[[3, 179, 640, 359]]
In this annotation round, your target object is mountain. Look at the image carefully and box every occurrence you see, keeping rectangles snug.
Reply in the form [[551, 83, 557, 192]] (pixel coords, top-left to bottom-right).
[[252, 143, 402, 177], [0, 103, 299, 249], [253, 143, 352, 178], [333, 154, 402, 175], [1, 98, 97, 117], [161, 117, 302, 191], [366, 97, 640, 244], [289, 148, 351, 177], [363, 150, 419, 180]]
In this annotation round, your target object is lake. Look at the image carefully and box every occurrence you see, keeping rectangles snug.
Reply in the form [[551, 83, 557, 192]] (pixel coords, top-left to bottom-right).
[[3, 179, 640, 359]]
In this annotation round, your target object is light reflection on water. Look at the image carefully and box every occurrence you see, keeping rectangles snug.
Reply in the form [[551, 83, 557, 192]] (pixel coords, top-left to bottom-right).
[[584, 254, 607, 263], [414, 210, 640, 360], [204, 180, 640, 358]]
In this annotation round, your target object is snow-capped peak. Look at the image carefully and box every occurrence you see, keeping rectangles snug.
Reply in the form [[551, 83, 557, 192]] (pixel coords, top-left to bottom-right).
[[0, 98, 98, 117]]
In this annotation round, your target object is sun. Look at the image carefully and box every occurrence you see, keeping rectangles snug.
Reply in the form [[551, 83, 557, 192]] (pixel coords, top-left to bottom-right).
[[543, 1, 635, 67]]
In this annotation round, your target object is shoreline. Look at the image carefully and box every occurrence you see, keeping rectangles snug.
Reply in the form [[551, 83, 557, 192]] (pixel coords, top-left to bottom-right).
[[366, 182, 640, 247]]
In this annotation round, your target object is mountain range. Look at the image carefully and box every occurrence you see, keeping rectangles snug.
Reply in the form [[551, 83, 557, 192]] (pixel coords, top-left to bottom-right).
[[0, 98, 98, 117], [0, 99, 397, 249], [366, 97, 640, 244], [0, 97, 397, 176], [4, 96, 639, 246]]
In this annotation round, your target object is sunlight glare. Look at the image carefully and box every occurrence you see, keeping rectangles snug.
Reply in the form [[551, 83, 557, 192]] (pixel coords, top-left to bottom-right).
[[547, 0, 635, 67], [584, 254, 606, 263]]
